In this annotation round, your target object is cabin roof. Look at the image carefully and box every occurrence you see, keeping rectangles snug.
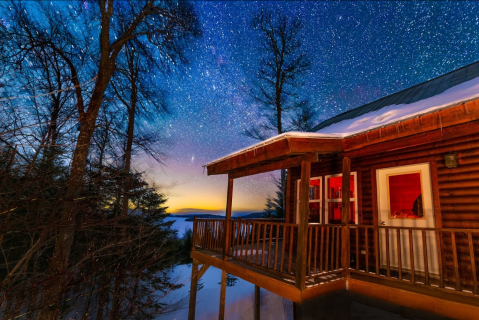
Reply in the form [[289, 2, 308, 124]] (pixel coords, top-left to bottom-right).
[[312, 60, 479, 134]]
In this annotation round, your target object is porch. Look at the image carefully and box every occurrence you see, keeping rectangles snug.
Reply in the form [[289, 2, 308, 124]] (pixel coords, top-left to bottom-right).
[[191, 218, 479, 319]]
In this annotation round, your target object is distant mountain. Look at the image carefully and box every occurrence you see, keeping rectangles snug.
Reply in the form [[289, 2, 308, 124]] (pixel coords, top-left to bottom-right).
[[169, 212, 266, 221]]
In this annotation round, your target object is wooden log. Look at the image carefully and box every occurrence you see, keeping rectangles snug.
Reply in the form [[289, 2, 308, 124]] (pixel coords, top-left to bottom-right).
[[295, 161, 311, 290], [188, 260, 199, 320], [342, 157, 351, 224], [218, 270, 227, 320]]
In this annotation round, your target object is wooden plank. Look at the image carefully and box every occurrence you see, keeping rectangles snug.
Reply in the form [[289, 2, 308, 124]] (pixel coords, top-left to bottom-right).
[[288, 226, 294, 275], [451, 232, 461, 291], [409, 229, 415, 284], [422, 230, 429, 286], [229, 153, 318, 179], [325, 227, 330, 272], [385, 228, 390, 278], [314, 227, 318, 274], [219, 270, 227, 320], [254, 285, 260, 320], [355, 227, 359, 271], [320, 226, 325, 273], [274, 225, 280, 271], [365, 227, 369, 273], [267, 223, 272, 268], [224, 177, 233, 259], [197, 264, 210, 280], [468, 232, 478, 294], [295, 161, 311, 290], [397, 229, 402, 280], [250, 222, 256, 264], [188, 260, 199, 320], [280, 225, 286, 273], [375, 228, 379, 275], [191, 250, 302, 303], [307, 227, 312, 275], [436, 231, 444, 288]]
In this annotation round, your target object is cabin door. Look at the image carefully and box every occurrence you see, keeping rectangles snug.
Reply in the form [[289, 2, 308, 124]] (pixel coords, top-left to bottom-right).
[[376, 163, 439, 275]]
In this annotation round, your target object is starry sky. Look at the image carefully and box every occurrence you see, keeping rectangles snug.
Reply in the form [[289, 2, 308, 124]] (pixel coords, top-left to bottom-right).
[[138, 1, 479, 214]]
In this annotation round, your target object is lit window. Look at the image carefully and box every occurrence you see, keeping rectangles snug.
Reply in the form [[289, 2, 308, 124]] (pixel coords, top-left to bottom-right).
[[325, 173, 357, 224], [387, 172, 424, 219], [296, 177, 321, 223]]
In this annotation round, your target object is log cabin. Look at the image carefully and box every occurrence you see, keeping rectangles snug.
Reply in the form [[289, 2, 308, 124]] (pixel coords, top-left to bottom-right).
[[188, 60, 479, 320]]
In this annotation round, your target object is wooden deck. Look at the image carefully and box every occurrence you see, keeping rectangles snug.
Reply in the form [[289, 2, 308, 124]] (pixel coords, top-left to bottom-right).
[[191, 218, 479, 319]]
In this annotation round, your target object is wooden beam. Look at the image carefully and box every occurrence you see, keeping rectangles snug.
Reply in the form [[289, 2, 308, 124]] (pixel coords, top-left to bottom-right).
[[188, 260, 199, 320], [191, 250, 302, 303], [218, 270, 227, 320], [341, 157, 351, 224], [207, 137, 342, 176], [254, 285, 260, 320], [295, 161, 311, 291], [228, 153, 319, 179], [197, 264, 210, 280], [224, 176, 233, 260]]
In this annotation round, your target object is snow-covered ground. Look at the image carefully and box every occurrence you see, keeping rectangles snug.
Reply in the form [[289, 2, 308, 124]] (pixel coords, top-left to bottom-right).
[[156, 264, 293, 320]]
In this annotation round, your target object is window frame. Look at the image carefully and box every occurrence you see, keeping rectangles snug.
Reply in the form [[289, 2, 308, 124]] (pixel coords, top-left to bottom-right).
[[296, 176, 322, 224], [324, 172, 358, 225]]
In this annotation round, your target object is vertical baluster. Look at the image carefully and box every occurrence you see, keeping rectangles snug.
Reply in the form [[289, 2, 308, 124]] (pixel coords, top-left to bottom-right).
[[320, 226, 324, 273], [375, 228, 379, 275], [468, 232, 477, 294], [397, 228, 402, 280], [314, 226, 318, 274], [385, 228, 390, 278], [250, 223, 256, 264], [422, 230, 429, 286], [451, 232, 460, 291], [325, 227, 330, 272], [331, 226, 335, 271], [280, 225, 287, 273], [355, 227, 359, 271], [274, 225, 280, 271], [256, 223, 261, 264], [436, 230, 444, 288], [268, 223, 274, 269], [288, 226, 294, 275], [240, 222, 245, 260], [336, 226, 340, 270], [365, 227, 369, 273], [307, 227, 312, 275], [262, 223, 267, 267], [409, 229, 415, 284]]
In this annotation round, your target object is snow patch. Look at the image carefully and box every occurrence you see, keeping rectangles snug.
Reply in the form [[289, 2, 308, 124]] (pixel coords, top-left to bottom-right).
[[317, 76, 479, 136]]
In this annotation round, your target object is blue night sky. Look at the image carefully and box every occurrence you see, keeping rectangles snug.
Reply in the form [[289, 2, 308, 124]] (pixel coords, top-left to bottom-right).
[[136, 1, 479, 213]]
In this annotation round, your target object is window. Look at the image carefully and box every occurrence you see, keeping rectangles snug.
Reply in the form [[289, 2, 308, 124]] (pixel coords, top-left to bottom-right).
[[387, 171, 424, 219], [325, 172, 358, 224], [296, 177, 322, 223]]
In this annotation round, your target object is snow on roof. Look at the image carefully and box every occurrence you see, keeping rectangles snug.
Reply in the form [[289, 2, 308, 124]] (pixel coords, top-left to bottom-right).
[[316, 76, 479, 137], [205, 132, 342, 167]]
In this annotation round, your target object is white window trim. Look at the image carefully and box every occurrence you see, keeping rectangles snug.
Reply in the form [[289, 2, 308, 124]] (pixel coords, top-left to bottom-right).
[[324, 172, 358, 225], [296, 176, 322, 224]]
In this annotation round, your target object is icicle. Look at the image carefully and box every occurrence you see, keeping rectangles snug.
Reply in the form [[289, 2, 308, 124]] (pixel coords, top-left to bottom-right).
[[379, 128, 382, 138], [465, 103, 470, 114], [395, 123, 399, 134], [401, 122, 405, 131], [366, 132, 369, 142]]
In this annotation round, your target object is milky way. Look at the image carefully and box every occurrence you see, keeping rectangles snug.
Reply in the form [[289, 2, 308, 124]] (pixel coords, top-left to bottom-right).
[[142, 1, 479, 213]]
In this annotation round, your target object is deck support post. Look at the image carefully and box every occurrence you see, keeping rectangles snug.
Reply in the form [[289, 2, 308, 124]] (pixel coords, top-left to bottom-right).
[[254, 285, 260, 320], [341, 157, 351, 276], [224, 176, 233, 260], [218, 270, 227, 320], [188, 259, 199, 320], [295, 161, 311, 290]]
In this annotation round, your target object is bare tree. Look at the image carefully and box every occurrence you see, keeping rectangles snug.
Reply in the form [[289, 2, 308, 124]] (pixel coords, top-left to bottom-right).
[[246, 10, 311, 217]]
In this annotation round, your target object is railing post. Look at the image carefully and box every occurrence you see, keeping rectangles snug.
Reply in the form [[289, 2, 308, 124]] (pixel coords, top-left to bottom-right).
[[341, 157, 351, 276], [295, 160, 311, 290], [192, 216, 197, 251], [223, 176, 233, 260]]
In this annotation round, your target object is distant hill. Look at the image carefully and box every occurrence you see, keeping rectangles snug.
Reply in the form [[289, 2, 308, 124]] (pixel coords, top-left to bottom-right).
[[170, 212, 266, 221]]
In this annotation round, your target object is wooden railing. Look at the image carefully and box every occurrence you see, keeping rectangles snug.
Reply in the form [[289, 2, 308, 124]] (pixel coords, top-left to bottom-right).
[[306, 224, 345, 278], [192, 219, 479, 297], [229, 219, 297, 278], [192, 219, 226, 254], [350, 225, 479, 296]]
